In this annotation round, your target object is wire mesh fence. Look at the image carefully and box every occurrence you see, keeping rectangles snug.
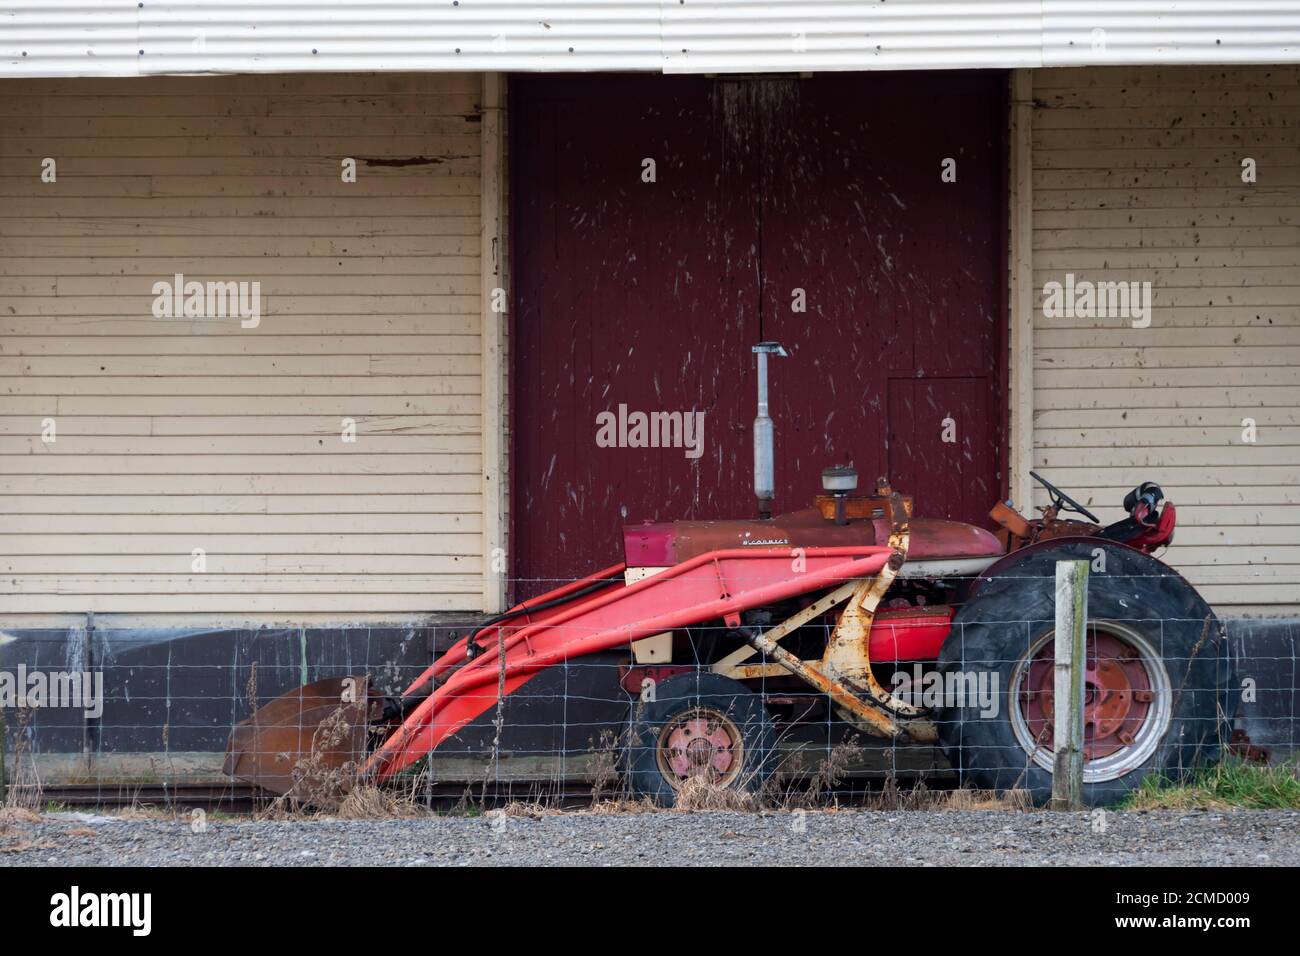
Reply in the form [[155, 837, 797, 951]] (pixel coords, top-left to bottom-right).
[[0, 570, 1293, 813]]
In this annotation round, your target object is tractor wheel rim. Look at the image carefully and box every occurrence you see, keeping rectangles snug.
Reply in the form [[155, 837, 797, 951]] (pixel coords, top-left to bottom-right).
[[656, 707, 745, 790], [1008, 621, 1172, 783]]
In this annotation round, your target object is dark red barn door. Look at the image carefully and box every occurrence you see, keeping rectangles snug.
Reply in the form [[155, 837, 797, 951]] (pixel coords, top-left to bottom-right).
[[510, 73, 1006, 597]]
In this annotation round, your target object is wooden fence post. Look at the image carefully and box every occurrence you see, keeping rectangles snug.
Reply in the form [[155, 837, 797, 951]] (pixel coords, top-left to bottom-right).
[[1051, 560, 1089, 810]]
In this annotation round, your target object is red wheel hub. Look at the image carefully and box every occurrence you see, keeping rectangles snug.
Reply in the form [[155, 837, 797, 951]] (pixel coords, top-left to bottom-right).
[[660, 710, 740, 783], [1020, 629, 1155, 760]]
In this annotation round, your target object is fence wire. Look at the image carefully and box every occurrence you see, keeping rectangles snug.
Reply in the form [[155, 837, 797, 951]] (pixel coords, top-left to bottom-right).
[[0, 571, 1292, 812]]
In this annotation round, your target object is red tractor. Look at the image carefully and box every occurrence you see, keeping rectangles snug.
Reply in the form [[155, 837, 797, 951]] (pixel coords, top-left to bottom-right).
[[228, 344, 1231, 807]]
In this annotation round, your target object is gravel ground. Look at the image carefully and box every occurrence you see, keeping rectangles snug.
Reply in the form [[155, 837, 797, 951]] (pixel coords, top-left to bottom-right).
[[1, 808, 1297, 866]]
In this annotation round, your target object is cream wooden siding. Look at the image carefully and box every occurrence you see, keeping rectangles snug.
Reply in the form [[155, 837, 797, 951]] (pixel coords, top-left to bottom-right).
[[1032, 65, 1300, 612], [0, 72, 486, 618]]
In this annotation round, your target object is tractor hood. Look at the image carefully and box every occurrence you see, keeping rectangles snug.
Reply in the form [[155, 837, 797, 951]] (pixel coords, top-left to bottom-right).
[[624, 507, 1003, 568]]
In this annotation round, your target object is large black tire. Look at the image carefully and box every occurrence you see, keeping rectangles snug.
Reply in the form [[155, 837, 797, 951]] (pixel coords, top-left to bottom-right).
[[937, 541, 1233, 806], [624, 672, 776, 807]]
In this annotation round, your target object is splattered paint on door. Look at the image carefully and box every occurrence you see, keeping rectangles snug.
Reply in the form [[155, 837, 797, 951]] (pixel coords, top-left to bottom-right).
[[510, 72, 1006, 597]]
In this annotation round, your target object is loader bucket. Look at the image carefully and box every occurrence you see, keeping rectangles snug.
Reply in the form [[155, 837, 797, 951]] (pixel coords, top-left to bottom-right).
[[224, 676, 371, 804]]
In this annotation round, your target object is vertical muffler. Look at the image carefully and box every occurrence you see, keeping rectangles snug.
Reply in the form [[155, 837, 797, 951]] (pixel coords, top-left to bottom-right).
[[752, 341, 788, 518]]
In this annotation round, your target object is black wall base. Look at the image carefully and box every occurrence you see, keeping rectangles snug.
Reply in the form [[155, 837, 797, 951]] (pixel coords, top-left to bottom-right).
[[1, 615, 1295, 789]]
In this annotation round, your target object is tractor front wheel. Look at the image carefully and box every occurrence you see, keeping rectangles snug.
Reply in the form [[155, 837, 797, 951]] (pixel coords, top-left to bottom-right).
[[624, 673, 776, 806]]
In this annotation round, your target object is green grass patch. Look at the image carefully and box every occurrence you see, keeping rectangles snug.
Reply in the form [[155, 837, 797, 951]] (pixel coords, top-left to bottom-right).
[[1121, 760, 1300, 810]]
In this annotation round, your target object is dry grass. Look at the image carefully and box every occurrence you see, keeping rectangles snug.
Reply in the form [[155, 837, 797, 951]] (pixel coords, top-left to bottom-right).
[[285, 705, 362, 811], [770, 738, 864, 809], [586, 796, 661, 814], [109, 802, 177, 821], [672, 776, 763, 812], [587, 729, 622, 803], [2, 708, 42, 815], [1, 713, 46, 839], [336, 784, 426, 819], [498, 800, 559, 819], [892, 786, 1033, 811], [241, 695, 1036, 820], [578, 727, 1037, 815], [0, 806, 41, 825]]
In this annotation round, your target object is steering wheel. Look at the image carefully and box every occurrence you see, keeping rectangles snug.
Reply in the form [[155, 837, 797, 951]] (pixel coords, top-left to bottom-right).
[[1030, 471, 1100, 523]]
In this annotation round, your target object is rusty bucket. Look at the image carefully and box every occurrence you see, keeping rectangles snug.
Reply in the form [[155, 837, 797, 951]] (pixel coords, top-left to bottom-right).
[[224, 676, 371, 805]]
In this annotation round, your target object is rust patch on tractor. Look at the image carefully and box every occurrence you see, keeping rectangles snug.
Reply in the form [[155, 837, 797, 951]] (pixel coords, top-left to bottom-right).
[[822, 493, 926, 723], [734, 493, 938, 743]]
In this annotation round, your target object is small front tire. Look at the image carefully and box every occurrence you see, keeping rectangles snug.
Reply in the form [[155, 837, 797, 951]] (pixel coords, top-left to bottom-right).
[[624, 672, 776, 807]]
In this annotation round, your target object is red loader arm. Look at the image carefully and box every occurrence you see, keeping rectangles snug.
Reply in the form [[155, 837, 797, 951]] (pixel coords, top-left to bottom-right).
[[364, 546, 892, 781]]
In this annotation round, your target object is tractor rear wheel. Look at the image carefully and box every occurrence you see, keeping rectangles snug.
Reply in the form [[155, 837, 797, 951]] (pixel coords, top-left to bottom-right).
[[936, 541, 1232, 806], [624, 672, 776, 807]]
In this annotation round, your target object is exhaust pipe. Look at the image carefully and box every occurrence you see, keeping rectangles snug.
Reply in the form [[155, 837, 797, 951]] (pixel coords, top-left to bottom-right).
[[752, 341, 788, 518]]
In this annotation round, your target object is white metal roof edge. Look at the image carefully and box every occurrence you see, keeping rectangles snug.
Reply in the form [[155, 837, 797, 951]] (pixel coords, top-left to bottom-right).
[[3, 1, 1299, 78]]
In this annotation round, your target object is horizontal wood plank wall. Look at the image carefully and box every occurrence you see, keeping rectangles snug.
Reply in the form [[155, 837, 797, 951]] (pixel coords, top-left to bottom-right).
[[1032, 66, 1300, 612], [0, 73, 485, 618]]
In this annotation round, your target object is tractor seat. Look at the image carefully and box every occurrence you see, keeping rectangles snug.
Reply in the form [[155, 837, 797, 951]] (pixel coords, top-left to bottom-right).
[[1097, 501, 1177, 551]]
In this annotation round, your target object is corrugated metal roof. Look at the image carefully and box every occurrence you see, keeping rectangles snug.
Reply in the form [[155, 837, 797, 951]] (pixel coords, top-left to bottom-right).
[[1043, 0, 1300, 65], [3, 1, 1299, 77], [662, 2, 1045, 72]]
